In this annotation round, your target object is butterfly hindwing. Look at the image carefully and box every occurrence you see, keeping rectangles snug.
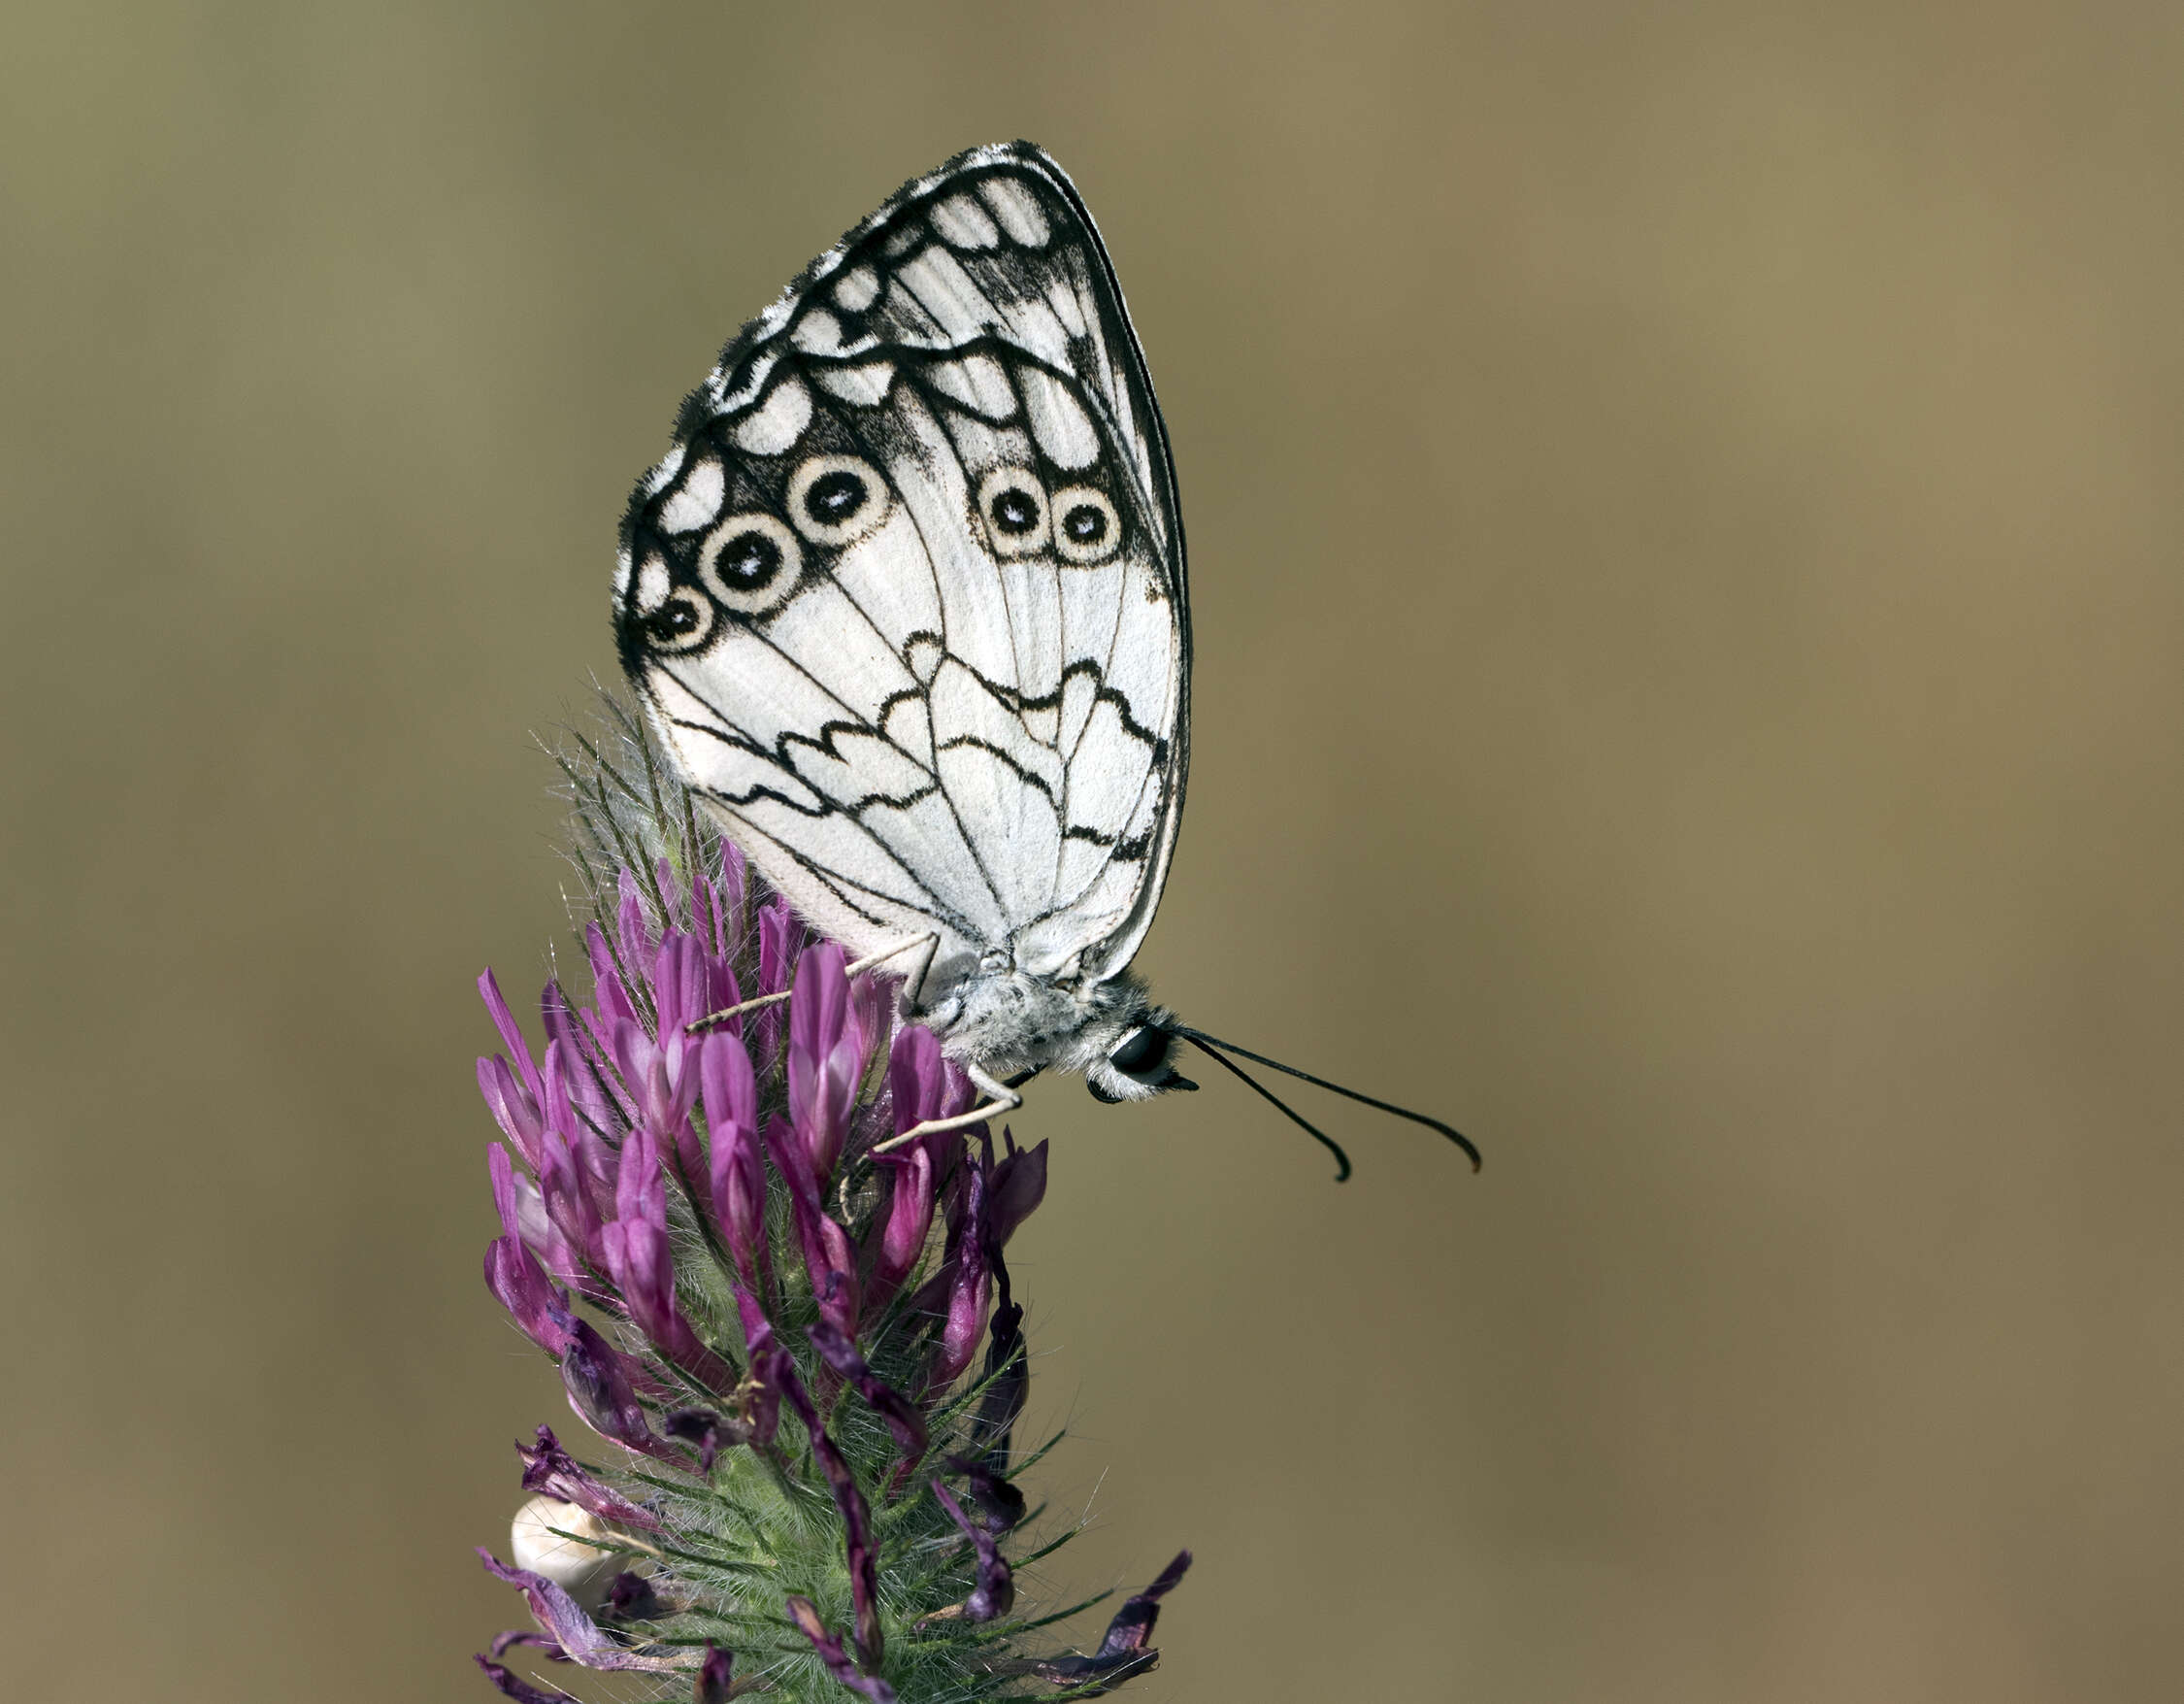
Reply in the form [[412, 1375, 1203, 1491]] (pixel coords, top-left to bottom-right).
[[615, 143, 1189, 995]]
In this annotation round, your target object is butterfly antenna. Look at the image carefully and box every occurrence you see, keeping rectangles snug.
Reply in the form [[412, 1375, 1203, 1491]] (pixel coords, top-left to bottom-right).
[[1175, 1028, 1482, 1174], [1177, 1034, 1354, 1183]]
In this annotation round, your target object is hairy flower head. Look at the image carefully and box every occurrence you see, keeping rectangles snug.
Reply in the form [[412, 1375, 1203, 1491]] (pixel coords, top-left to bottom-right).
[[468, 704, 1188, 1702]]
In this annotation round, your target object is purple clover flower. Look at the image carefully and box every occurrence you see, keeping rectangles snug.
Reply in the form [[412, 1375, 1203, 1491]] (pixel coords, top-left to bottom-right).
[[466, 710, 1189, 1701]]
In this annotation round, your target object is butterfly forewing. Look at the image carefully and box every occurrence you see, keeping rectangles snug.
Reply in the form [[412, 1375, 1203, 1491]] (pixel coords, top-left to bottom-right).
[[615, 142, 1189, 998]]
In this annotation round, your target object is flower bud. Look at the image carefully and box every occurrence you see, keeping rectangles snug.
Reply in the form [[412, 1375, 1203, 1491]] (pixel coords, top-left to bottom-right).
[[510, 1494, 624, 1611]]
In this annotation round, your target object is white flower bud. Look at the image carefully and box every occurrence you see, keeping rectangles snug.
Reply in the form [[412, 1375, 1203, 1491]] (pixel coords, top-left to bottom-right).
[[511, 1494, 625, 1610]]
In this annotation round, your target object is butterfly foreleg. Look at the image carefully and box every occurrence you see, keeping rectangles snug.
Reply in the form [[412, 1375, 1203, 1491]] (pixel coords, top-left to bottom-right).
[[872, 931, 941, 1011], [846, 931, 941, 988], [687, 988, 792, 1031], [685, 933, 943, 1033], [870, 1061, 1024, 1152]]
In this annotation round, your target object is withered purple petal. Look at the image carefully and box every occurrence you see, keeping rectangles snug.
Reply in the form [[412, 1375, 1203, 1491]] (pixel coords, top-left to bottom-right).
[[1100, 1550, 1192, 1652], [478, 1548, 660, 1671], [663, 1406, 743, 1473], [943, 1454, 1027, 1534], [474, 1655, 582, 1704], [735, 1287, 774, 1353], [809, 1320, 927, 1464], [559, 1317, 678, 1461], [695, 1641, 736, 1704], [972, 1293, 1029, 1465], [516, 1425, 661, 1530], [985, 1134, 1048, 1251], [699, 1634, 743, 1704], [785, 1597, 899, 1704], [778, 1358, 884, 1663], [734, 1291, 786, 1446], [931, 1481, 1014, 1620], [605, 1569, 664, 1621], [1016, 1550, 1192, 1694]]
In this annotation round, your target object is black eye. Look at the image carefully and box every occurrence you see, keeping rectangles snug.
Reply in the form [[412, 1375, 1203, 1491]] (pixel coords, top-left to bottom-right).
[[1063, 503, 1108, 544], [1049, 487, 1119, 564], [805, 469, 867, 525], [716, 529, 783, 588], [990, 488, 1041, 534], [645, 601, 701, 641], [1108, 1026, 1168, 1078], [639, 592, 712, 652]]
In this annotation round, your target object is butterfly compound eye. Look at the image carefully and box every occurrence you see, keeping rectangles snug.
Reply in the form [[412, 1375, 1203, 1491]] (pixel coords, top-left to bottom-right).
[[1050, 486, 1121, 564], [698, 513, 804, 616], [976, 468, 1049, 555], [788, 454, 889, 547], [1108, 1025, 1169, 1079]]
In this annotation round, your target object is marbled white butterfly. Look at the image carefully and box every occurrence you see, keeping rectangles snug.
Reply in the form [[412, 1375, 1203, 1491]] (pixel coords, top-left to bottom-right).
[[613, 142, 1473, 1177]]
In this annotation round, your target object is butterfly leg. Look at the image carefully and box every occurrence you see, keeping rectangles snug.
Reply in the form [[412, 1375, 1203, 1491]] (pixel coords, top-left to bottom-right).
[[845, 931, 941, 987], [889, 931, 942, 1011], [870, 1062, 1023, 1152], [687, 989, 791, 1030], [685, 933, 940, 1033]]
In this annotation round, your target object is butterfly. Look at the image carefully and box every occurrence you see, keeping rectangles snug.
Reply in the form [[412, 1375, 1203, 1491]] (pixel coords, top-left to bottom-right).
[[613, 142, 1474, 1178]]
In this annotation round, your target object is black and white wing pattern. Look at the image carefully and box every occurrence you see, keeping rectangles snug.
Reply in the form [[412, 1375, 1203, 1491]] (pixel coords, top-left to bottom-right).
[[614, 142, 1189, 1000]]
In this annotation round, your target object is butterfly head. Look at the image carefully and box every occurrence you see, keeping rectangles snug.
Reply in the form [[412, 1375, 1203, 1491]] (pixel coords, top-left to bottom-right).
[[1080, 998, 1197, 1105]]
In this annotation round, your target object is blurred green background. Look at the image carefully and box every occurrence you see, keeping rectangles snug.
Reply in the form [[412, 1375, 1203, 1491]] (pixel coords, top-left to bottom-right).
[[6, 3, 2182, 1699]]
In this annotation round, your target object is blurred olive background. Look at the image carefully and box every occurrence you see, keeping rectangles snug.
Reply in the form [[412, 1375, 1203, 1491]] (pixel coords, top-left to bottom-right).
[[7, 2, 2183, 1699]]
